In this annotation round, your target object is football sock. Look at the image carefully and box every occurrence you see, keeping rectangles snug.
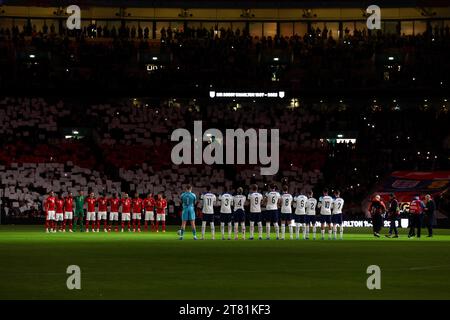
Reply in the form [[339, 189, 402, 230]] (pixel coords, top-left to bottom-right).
[[288, 225, 293, 239], [220, 222, 225, 238], [257, 222, 263, 238], [241, 222, 246, 239], [303, 223, 307, 239], [201, 221, 207, 238], [234, 222, 239, 238], [340, 226, 344, 239], [313, 226, 317, 238], [281, 223, 286, 238], [274, 223, 280, 238], [210, 222, 215, 239], [295, 223, 300, 239], [249, 221, 254, 238], [321, 229, 325, 239], [328, 229, 332, 239], [228, 222, 232, 238], [266, 222, 271, 238]]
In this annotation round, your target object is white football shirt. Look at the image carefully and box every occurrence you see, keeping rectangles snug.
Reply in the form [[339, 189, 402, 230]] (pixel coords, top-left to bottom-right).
[[295, 195, 308, 215], [281, 193, 293, 213], [306, 197, 317, 215], [265, 191, 280, 210], [233, 195, 246, 211], [332, 197, 344, 214], [201, 193, 216, 214], [248, 192, 263, 213], [219, 193, 233, 213], [319, 195, 333, 215]]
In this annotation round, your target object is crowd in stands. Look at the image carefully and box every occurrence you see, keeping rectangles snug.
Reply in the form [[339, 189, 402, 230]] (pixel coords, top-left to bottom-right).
[[1, 96, 449, 223], [1, 20, 450, 92]]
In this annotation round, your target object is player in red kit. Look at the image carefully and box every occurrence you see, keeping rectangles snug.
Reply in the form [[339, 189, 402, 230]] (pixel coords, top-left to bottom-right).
[[96, 193, 109, 232], [121, 193, 132, 232], [85, 192, 97, 232], [55, 194, 65, 232], [132, 192, 143, 232], [63, 192, 74, 232], [155, 192, 168, 233], [44, 191, 56, 233], [109, 193, 120, 232], [143, 193, 156, 231]]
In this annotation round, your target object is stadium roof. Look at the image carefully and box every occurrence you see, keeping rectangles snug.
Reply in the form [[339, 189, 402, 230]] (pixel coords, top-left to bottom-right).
[[2, 0, 450, 8]]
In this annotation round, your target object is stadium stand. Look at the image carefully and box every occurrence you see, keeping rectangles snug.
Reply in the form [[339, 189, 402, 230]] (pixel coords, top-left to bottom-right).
[[1, 95, 449, 223]]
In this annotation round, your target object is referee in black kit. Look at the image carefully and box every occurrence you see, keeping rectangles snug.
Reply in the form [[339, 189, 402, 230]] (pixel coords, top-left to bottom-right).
[[424, 194, 436, 237], [385, 193, 400, 238], [368, 195, 386, 237]]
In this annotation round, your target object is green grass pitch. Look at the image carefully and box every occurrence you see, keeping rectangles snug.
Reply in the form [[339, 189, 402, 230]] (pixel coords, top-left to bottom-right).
[[1, 225, 450, 300]]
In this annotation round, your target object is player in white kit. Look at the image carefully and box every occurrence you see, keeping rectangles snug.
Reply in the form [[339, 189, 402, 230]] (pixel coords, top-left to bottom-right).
[[294, 192, 308, 240], [219, 188, 234, 240], [305, 191, 318, 240], [280, 185, 294, 240], [264, 184, 281, 240], [233, 187, 246, 240], [248, 184, 263, 240], [201, 186, 217, 240], [331, 190, 345, 239], [318, 188, 333, 240]]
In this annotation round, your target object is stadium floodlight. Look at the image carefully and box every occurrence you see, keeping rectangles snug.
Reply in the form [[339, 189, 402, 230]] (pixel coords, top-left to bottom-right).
[[152, 56, 158, 61], [337, 134, 344, 138], [273, 57, 279, 61], [72, 130, 79, 135], [388, 56, 394, 61], [29, 54, 35, 58]]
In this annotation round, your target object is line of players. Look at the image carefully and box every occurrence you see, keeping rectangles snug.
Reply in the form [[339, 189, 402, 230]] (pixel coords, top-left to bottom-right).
[[187, 184, 344, 240], [43, 190, 168, 233]]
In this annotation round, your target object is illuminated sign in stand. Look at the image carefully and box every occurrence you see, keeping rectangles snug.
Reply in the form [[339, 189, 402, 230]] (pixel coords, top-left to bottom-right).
[[209, 91, 286, 98]]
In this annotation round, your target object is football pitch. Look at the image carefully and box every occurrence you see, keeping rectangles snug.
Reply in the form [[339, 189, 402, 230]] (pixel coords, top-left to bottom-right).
[[1, 225, 450, 300]]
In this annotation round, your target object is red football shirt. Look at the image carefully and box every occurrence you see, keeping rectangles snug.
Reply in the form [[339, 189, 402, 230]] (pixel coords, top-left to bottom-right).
[[132, 198, 143, 213], [109, 198, 120, 212], [97, 197, 108, 212], [64, 197, 74, 212], [55, 199, 64, 214], [143, 198, 156, 211], [121, 198, 132, 213], [45, 196, 56, 211], [86, 197, 97, 212], [156, 199, 167, 214]]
